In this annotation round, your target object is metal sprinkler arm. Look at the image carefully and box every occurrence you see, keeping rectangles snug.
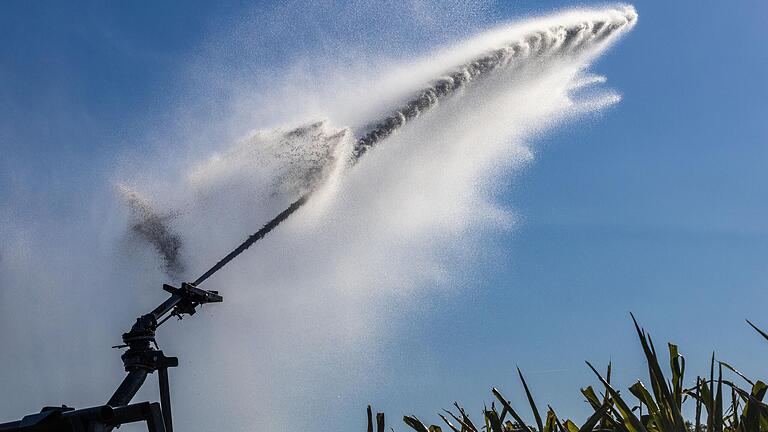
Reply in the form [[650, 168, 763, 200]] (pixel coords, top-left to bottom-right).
[[107, 282, 222, 432], [149, 283, 224, 328]]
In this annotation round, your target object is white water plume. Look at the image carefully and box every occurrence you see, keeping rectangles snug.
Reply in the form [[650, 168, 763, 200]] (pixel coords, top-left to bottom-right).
[[0, 4, 636, 431]]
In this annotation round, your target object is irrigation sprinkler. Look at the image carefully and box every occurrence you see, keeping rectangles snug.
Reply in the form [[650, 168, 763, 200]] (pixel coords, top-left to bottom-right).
[[0, 14, 635, 432]]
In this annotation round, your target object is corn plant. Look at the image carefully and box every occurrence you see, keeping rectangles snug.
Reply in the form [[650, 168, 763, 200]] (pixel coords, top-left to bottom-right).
[[368, 316, 768, 432]]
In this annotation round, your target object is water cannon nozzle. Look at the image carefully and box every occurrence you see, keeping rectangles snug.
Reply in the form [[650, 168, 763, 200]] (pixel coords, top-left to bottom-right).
[[162, 283, 223, 318]]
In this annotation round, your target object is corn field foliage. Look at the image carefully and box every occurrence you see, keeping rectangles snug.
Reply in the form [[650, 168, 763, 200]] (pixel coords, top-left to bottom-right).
[[367, 315, 768, 432]]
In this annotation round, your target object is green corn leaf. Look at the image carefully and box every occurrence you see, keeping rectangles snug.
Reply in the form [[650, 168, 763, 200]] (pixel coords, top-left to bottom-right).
[[720, 361, 755, 387], [454, 402, 478, 432], [714, 364, 724, 432], [581, 386, 603, 411], [563, 419, 580, 432], [579, 402, 611, 432], [368, 405, 374, 432], [404, 415, 430, 432], [492, 388, 534, 432], [444, 408, 476, 432], [518, 367, 544, 432], [437, 413, 461, 432], [543, 409, 558, 432], [586, 360, 647, 432], [629, 380, 670, 431], [547, 406, 567, 432], [484, 409, 504, 432], [629, 314, 686, 431], [668, 343, 686, 409], [747, 320, 768, 343]]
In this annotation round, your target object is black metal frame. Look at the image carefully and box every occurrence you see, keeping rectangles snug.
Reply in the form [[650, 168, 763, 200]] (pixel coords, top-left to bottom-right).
[[0, 283, 222, 432], [0, 402, 167, 432]]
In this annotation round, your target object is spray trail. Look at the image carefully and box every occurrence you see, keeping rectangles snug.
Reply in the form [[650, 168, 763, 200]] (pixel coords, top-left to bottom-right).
[[352, 8, 636, 159], [120, 185, 186, 278], [189, 6, 637, 286]]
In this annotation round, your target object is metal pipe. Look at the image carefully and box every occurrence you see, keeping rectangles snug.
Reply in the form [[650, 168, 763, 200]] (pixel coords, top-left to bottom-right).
[[107, 370, 149, 407], [0, 420, 22, 431], [61, 406, 114, 422], [0, 406, 114, 432], [148, 294, 181, 324]]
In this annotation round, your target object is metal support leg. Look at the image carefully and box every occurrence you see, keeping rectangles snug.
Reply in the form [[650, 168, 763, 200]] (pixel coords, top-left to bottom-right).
[[146, 403, 167, 432], [158, 368, 173, 432]]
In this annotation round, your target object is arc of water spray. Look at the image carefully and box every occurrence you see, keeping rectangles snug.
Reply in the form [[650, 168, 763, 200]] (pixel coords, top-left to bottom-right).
[[192, 9, 636, 286]]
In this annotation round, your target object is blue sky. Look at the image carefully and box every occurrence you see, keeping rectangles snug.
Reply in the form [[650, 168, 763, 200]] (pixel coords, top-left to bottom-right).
[[2, 0, 767, 429]]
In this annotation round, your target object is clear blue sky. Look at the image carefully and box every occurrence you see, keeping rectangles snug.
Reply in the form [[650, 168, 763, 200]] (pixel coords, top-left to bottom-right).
[[1, 0, 767, 429]]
